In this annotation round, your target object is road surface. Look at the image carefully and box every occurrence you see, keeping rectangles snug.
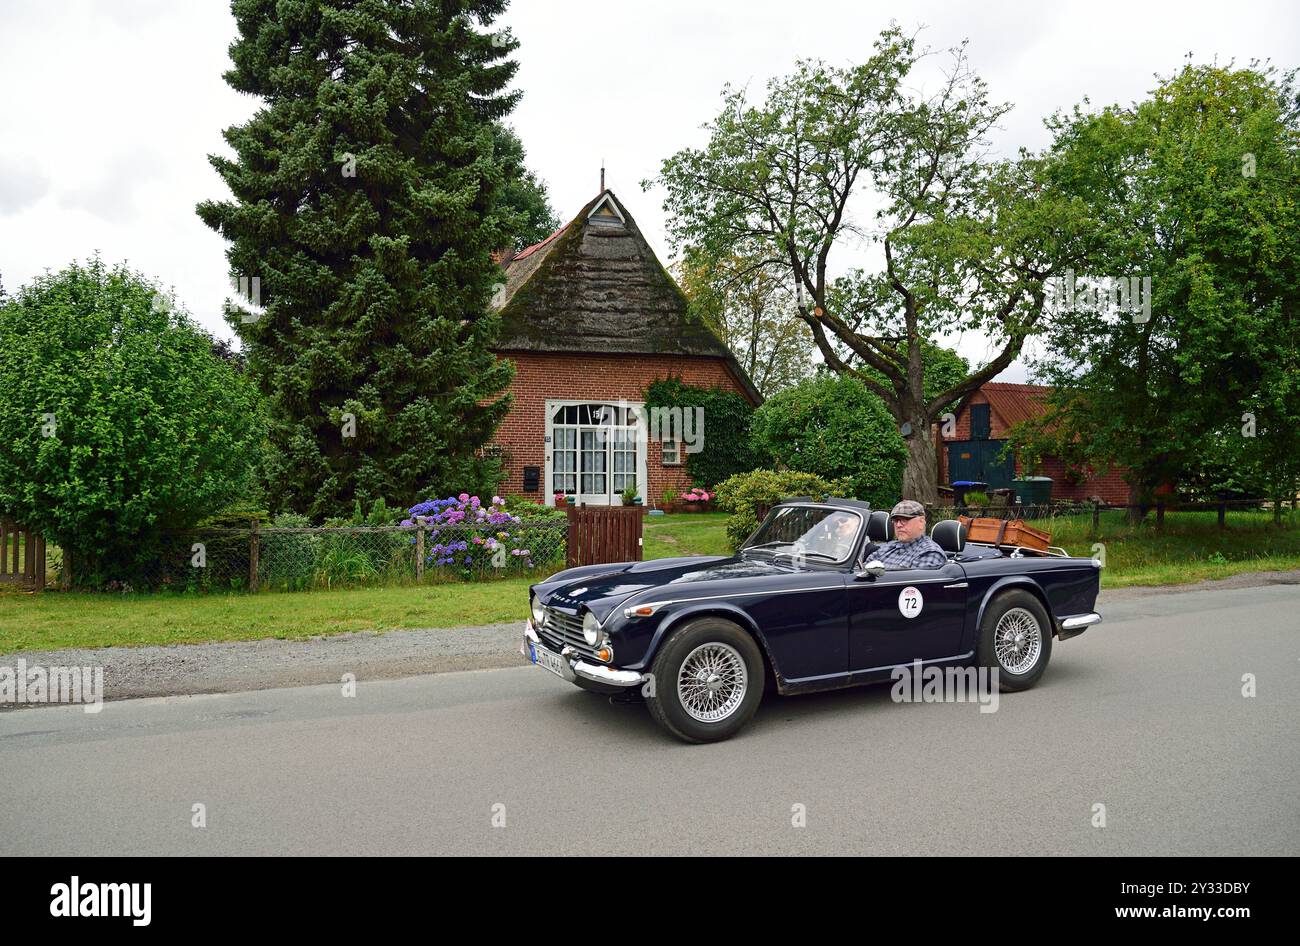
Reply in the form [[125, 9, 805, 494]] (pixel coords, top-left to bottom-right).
[[2, 581, 1297, 855]]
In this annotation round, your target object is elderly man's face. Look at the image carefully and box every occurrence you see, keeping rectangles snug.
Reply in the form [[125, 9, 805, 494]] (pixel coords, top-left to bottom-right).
[[892, 513, 927, 543]]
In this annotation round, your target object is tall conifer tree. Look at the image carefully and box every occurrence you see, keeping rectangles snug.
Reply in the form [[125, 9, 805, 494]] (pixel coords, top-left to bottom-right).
[[199, 0, 522, 518]]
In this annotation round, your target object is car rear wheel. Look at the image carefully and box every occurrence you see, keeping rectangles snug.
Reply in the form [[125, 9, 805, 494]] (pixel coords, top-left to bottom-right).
[[977, 589, 1052, 691], [646, 617, 765, 743]]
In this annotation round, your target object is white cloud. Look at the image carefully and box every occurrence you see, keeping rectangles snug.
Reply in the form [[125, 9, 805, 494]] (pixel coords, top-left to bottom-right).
[[0, 155, 50, 214]]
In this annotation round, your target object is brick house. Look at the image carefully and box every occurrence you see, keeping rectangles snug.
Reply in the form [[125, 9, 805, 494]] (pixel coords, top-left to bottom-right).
[[487, 188, 760, 506], [936, 382, 1130, 504]]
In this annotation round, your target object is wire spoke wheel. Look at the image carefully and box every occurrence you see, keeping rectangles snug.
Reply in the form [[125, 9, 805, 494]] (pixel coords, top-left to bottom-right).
[[676, 642, 748, 723], [994, 607, 1042, 675]]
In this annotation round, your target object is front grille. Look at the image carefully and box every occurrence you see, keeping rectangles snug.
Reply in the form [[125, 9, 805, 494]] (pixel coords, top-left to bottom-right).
[[538, 607, 598, 659]]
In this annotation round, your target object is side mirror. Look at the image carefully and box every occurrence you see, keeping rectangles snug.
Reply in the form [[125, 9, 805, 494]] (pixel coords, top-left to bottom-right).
[[854, 560, 886, 581]]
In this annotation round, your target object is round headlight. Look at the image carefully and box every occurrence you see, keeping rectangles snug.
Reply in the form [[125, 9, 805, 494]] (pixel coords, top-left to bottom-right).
[[582, 610, 600, 646], [530, 594, 545, 626]]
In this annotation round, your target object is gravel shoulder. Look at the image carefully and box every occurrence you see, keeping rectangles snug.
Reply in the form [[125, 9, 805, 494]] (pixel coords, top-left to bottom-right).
[[0, 622, 524, 706], [3, 568, 1297, 706]]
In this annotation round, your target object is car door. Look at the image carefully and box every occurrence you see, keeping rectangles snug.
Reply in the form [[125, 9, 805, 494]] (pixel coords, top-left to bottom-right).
[[846, 562, 969, 676], [748, 569, 850, 686]]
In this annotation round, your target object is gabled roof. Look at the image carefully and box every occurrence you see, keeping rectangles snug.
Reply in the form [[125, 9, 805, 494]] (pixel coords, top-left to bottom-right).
[[492, 189, 761, 403], [979, 382, 1054, 428]]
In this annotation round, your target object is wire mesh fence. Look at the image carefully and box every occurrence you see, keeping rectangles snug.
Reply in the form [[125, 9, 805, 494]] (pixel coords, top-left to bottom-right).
[[926, 497, 1299, 532], [138, 521, 568, 593], [930, 496, 1294, 524]]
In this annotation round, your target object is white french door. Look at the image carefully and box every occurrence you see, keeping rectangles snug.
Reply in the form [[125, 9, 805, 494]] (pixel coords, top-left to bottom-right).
[[546, 401, 646, 506]]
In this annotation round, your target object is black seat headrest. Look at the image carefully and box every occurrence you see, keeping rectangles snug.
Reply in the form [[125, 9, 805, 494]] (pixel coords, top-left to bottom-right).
[[868, 510, 894, 542], [932, 519, 966, 553]]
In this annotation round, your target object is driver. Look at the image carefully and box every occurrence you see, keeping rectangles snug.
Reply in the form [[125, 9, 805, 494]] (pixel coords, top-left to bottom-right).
[[870, 500, 947, 570]]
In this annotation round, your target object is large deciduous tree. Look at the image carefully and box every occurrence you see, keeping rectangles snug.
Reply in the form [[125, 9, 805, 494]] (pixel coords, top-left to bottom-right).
[[1014, 62, 1300, 515], [650, 27, 1096, 503], [198, 0, 529, 519], [673, 246, 813, 397]]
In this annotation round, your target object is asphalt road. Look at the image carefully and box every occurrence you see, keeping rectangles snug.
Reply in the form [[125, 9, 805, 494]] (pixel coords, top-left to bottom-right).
[[2, 581, 1298, 855]]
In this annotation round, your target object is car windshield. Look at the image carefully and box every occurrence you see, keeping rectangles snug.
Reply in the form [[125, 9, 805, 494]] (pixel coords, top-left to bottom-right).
[[741, 506, 863, 565]]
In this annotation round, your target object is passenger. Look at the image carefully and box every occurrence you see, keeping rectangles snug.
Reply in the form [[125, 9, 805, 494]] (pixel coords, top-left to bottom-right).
[[818, 512, 859, 560], [871, 500, 947, 570]]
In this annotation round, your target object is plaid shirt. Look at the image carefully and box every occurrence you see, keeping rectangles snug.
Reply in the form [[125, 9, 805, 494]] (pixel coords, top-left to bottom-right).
[[870, 534, 948, 570]]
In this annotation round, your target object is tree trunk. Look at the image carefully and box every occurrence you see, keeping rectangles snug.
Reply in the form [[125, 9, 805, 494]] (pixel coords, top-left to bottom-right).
[[1125, 482, 1147, 524], [901, 416, 939, 505]]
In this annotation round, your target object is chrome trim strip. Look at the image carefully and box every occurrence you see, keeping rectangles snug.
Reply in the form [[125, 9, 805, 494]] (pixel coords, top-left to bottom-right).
[[1060, 612, 1102, 630], [783, 650, 978, 684], [943, 582, 969, 589], [630, 584, 846, 612], [846, 577, 966, 589], [846, 650, 977, 678]]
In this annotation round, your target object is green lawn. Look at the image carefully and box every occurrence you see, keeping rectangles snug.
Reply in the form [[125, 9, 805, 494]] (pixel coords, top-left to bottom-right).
[[0, 578, 536, 652], [2, 508, 1296, 653], [643, 511, 732, 559], [1039, 507, 1300, 587]]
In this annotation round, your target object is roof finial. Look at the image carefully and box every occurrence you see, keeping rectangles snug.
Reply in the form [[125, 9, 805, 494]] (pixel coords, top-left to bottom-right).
[[600, 161, 605, 193]]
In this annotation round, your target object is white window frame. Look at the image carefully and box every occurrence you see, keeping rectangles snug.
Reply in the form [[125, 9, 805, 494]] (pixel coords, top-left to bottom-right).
[[544, 399, 648, 506]]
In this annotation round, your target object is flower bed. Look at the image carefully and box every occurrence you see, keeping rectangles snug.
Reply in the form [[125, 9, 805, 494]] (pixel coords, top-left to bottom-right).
[[403, 494, 563, 578]]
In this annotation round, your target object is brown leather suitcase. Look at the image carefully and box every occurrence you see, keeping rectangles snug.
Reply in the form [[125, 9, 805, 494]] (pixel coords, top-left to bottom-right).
[[957, 515, 1051, 552]]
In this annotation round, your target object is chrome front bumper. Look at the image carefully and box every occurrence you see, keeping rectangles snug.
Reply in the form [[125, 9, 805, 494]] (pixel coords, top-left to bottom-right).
[[521, 621, 644, 688], [1057, 612, 1102, 640]]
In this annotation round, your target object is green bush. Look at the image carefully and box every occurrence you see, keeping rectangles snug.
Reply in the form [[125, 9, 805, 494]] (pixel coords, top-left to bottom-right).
[[714, 469, 853, 550], [0, 257, 264, 587], [503, 495, 566, 522], [749, 374, 906, 508]]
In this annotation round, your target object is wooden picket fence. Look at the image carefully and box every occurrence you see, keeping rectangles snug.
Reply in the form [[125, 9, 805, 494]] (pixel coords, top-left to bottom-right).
[[0, 519, 46, 591], [565, 505, 643, 568]]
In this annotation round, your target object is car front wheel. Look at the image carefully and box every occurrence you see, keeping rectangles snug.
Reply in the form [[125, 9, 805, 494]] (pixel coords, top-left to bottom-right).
[[646, 617, 765, 743], [977, 589, 1053, 691]]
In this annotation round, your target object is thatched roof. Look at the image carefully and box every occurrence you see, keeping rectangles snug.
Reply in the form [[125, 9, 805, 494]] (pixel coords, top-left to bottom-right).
[[493, 190, 760, 403]]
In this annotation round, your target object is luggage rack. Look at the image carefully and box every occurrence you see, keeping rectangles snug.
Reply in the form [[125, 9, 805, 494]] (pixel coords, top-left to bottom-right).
[[968, 541, 1071, 559]]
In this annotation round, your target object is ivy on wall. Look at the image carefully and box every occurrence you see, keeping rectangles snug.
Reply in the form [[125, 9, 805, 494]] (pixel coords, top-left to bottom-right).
[[644, 377, 763, 488]]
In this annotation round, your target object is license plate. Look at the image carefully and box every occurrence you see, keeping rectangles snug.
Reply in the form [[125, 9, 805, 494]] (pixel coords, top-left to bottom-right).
[[532, 642, 567, 678]]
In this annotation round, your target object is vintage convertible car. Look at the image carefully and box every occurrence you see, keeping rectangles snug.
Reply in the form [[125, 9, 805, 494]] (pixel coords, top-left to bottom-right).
[[522, 499, 1102, 743]]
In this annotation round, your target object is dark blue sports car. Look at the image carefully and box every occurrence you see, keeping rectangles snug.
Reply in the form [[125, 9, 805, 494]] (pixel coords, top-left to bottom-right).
[[522, 499, 1102, 743]]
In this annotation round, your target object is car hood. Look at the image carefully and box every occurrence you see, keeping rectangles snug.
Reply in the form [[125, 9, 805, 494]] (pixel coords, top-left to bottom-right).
[[539, 555, 796, 621]]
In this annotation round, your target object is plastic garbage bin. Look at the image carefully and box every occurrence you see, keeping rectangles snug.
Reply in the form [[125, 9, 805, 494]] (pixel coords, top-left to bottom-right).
[[951, 480, 989, 506]]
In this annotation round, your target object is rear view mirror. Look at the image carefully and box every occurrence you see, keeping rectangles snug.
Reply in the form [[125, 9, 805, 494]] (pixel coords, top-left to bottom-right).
[[854, 560, 886, 581]]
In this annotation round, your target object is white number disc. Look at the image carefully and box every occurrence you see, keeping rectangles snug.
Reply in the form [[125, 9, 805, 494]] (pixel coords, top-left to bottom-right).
[[898, 586, 923, 619]]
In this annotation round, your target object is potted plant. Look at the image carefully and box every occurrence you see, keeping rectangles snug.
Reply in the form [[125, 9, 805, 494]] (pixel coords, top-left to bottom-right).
[[620, 482, 639, 506], [679, 486, 713, 512]]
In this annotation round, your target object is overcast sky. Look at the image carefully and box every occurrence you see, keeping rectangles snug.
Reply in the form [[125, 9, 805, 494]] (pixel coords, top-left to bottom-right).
[[2, 0, 1297, 382]]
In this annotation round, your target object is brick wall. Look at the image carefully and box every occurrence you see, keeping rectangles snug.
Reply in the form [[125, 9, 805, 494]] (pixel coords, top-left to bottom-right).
[[934, 391, 1131, 504], [486, 351, 753, 505]]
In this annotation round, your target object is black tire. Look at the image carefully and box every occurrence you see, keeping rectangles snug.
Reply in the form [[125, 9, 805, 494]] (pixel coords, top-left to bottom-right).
[[977, 589, 1053, 692], [646, 617, 766, 743]]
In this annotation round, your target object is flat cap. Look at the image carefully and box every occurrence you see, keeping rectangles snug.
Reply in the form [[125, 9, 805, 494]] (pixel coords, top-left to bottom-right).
[[890, 500, 926, 519]]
